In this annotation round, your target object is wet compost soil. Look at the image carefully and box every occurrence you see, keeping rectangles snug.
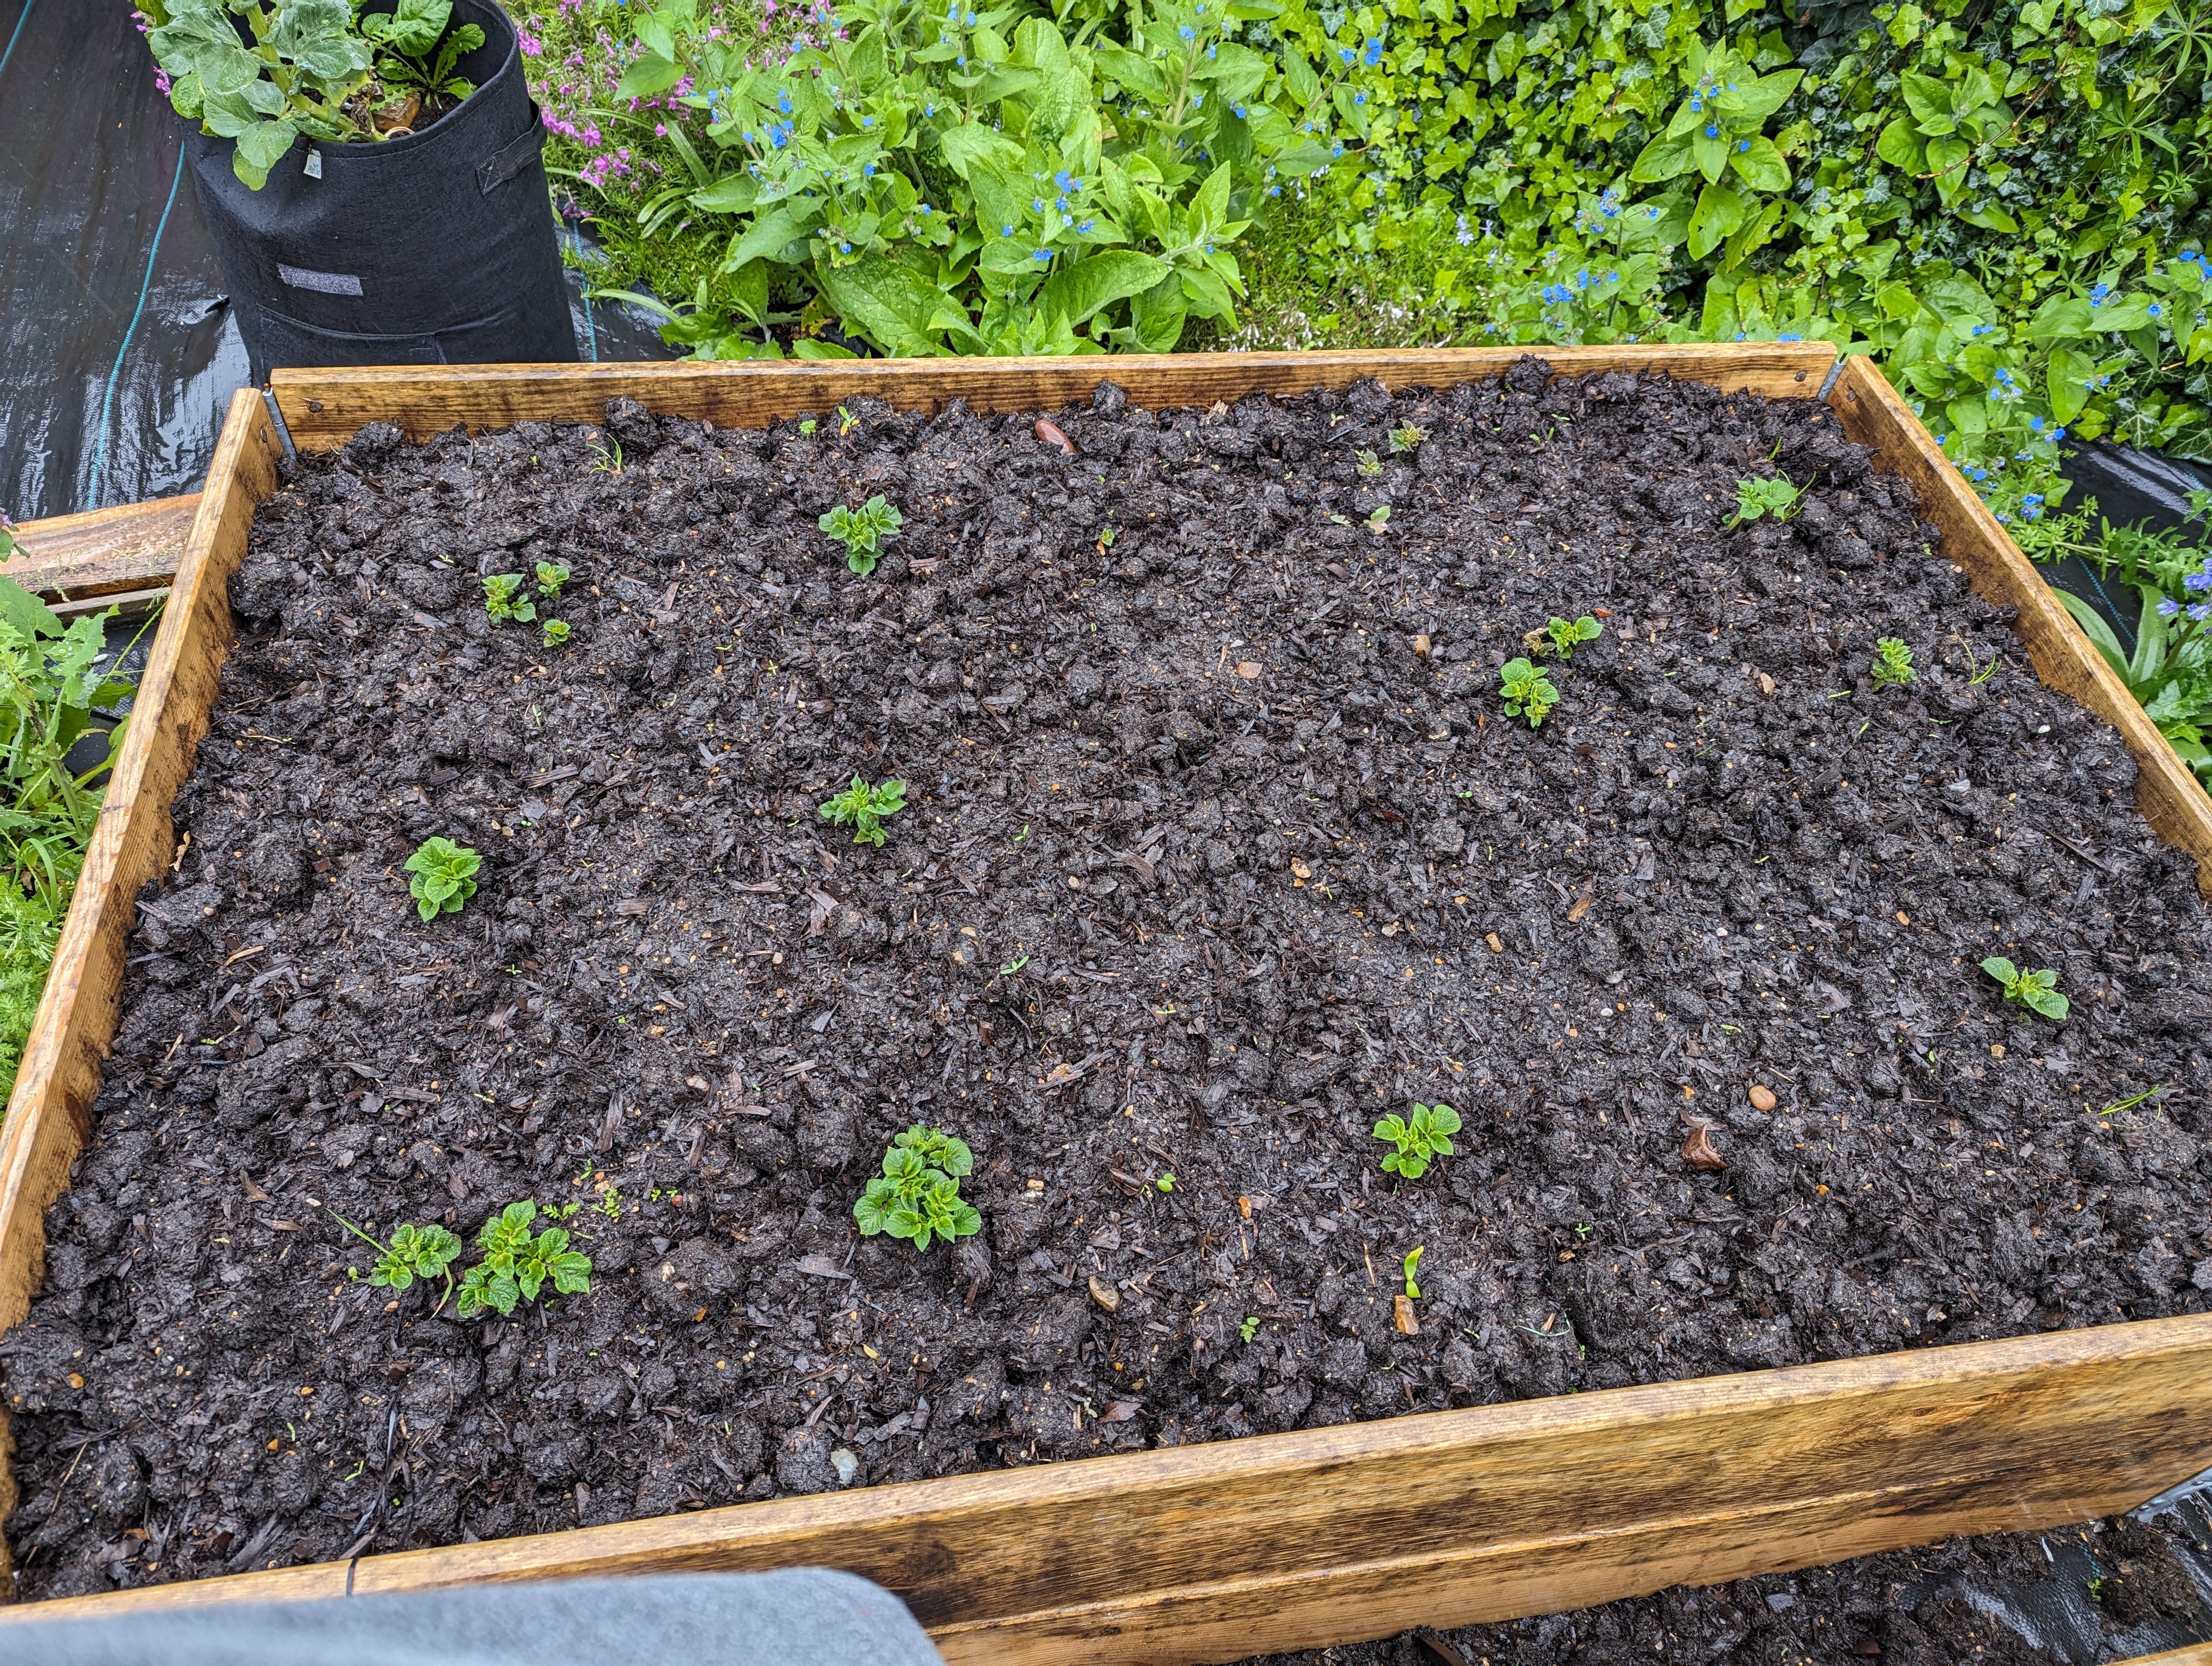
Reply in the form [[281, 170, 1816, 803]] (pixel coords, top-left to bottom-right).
[[1243, 1502, 2212, 1665], [6, 362, 2211, 1602]]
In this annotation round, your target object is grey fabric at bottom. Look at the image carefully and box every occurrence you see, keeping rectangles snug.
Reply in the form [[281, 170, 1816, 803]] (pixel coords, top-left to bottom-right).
[[1, 1568, 945, 1666]]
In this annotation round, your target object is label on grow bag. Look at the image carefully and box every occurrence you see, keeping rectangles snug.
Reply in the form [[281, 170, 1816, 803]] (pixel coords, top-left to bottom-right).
[[303, 148, 323, 180], [278, 264, 363, 297]]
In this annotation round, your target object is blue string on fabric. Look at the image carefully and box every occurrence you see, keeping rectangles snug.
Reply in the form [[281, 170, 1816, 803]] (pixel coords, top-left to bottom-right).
[[88, 145, 185, 508]]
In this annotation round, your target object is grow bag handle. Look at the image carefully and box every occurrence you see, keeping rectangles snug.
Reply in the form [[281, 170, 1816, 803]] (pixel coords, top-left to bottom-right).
[[479, 103, 548, 196]]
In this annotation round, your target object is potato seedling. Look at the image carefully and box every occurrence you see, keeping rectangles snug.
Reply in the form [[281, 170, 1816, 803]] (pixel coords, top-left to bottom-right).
[[1728, 475, 1804, 526], [454, 1201, 594, 1319], [819, 495, 904, 575], [1389, 421, 1427, 453], [819, 774, 907, 845], [1402, 1246, 1424, 1299], [534, 561, 570, 599], [1373, 1102, 1461, 1180], [1240, 1315, 1262, 1343], [403, 836, 480, 921], [1366, 504, 1392, 534], [1539, 614, 1603, 659], [541, 619, 570, 647], [1354, 447, 1384, 477], [1982, 957, 2069, 1021], [1873, 637, 1916, 685], [323, 1209, 462, 1305], [483, 573, 537, 624], [854, 1124, 982, 1250], [1497, 656, 1560, 727]]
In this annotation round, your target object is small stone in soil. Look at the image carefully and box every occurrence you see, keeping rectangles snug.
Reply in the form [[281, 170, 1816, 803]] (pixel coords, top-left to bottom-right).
[[1748, 1084, 1778, 1112]]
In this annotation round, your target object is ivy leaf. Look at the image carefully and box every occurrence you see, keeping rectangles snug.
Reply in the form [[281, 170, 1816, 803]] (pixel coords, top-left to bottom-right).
[[1728, 134, 1790, 192]]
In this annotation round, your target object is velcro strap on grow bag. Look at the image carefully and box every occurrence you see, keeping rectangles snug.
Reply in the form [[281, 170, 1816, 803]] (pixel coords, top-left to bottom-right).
[[478, 106, 547, 195]]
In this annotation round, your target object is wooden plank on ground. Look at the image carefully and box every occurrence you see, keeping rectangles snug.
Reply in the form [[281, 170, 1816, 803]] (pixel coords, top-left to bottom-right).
[[1, 495, 197, 601], [268, 343, 1840, 447], [0, 396, 280, 1588], [3, 1315, 2208, 1665], [1828, 356, 2212, 897]]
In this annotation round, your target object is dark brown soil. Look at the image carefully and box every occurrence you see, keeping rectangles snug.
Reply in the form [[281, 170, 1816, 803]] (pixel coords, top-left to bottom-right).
[[1249, 1504, 2212, 1665], [6, 363, 2210, 1607]]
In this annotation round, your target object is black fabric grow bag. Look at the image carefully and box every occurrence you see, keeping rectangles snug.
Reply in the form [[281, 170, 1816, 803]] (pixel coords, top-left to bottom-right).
[[184, 0, 575, 381]]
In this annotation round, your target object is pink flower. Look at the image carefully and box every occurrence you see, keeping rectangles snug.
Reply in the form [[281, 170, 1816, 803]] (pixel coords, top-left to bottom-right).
[[518, 29, 543, 55]]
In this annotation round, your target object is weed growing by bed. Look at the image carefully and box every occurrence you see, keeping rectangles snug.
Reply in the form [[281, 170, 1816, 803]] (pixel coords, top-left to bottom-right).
[[819, 496, 903, 576], [819, 775, 906, 846], [855, 1125, 981, 1250], [1498, 656, 1560, 727], [455, 1201, 594, 1319], [1982, 957, 2070, 1021], [403, 836, 480, 920], [1873, 637, 1917, 686], [1728, 476, 1804, 527], [483, 573, 537, 625], [1373, 1102, 1461, 1180]]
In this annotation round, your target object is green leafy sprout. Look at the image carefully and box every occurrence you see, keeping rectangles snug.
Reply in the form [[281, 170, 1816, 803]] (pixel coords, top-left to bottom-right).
[[1155, 1172, 1175, 1193], [819, 495, 904, 575], [836, 403, 860, 436], [1239, 1315, 1262, 1343], [403, 835, 480, 921], [1373, 1101, 1462, 1180], [1541, 614, 1604, 659], [1499, 656, 1560, 727], [534, 561, 571, 599], [542, 619, 570, 647], [454, 1201, 595, 1319], [1403, 1245, 1424, 1299], [1367, 504, 1392, 532], [1873, 637, 1917, 685], [1389, 421, 1427, 453], [1728, 475, 1804, 527], [1982, 957, 2069, 1021], [1354, 447, 1384, 477], [854, 1124, 981, 1250], [323, 1208, 462, 1306], [819, 774, 908, 845], [483, 573, 537, 624]]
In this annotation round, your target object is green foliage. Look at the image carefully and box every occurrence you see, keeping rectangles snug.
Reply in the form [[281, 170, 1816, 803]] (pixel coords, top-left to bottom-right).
[[1155, 1171, 1175, 1192], [484, 573, 538, 624], [1982, 955, 2070, 1021], [1401, 1244, 1423, 1298], [1540, 613, 1602, 658], [373, 1222, 464, 1291], [455, 1201, 595, 1319], [403, 835, 480, 920], [0, 578, 144, 1103], [1239, 1313, 1262, 1342], [2040, 492, 2212, 787], [819, 773, 908, 844], [534, 560, 572, 599], [819, 494, 905, 574], [1354, 446, 1383, 476], [140, 0, 482, 188], [1873, 637, 1917, 685], [583, 0, 1352, 358], [1372, 1100, 1460, 1180], [854, 1123, 982, 1248], [1497, 655, 1558, 727], [1728, 475, 1803, 527], [541, 618, 571, 647], [1388, 420, 1426, 452]]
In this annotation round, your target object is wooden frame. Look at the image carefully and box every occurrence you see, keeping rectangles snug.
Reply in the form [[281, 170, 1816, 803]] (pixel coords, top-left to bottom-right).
[[1, 350, 2208, 1662], [1, 495, 201, 611]]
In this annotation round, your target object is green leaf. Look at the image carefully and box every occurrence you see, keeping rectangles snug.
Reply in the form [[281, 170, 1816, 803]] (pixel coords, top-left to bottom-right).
[[1875, 117, 1925, 171], [2052, 589, 2132, 683], [1900, 72, 1956, 132], [816, 256, 951, 354], [2046, 345, 2094, 425], [1629, 130, 1696, 183], [939, 121, 1025, 180], [1925, 134, 1971, 200], [1980, 956, 2020, 984], [691, 174, 761, 214], [1687, 181, 1746, 259], [0, 577, 63, 643], [721, 201, 823, 273], [1728, 134, 1790, 193], [615, 51, 684, 101], [1038, 249, 1170, 326], [1692, 126, 1728, 184]]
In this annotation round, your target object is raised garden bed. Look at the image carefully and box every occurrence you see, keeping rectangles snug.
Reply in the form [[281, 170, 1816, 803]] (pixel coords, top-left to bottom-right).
[[0, 350, 2208, 1661]]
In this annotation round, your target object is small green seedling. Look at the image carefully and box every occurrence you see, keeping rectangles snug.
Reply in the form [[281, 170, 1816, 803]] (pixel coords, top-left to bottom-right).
[[404, 836, 480, 921], [836, 404, 860, 437], [1540, 614, 1603, 659], [819, 495, 904, 575], [798, 418, 818, 436], [541, 619, 570, 647], [455, 1201, 594, 1319], [1240, 1315, 1262, 1343], [1872, 637, 1916, 686], [1727, 475, 1804, 526], [483, 573, 537, 624], [1155, 1173, 1175, 1193], [1373, 1101, 1461, 1180], [1389, 421, 1427, 453], [819, 774, 908, 845], [999, 953, 1030, 976], [594, 1186, 623, 1222], [1354, 447, 1384, 476], [588, 439, 623, 473], [1982, 957, 2069, 1021], [1366, 504, 1391, 534], [323, 1209, 462, 1305], [1096, 524, 1117, 552], [1402, 1246, 1424, 1299], [534, 561, 570, 599], [1498, 656, 1560, 727], [854, 1124, 981, 1250]]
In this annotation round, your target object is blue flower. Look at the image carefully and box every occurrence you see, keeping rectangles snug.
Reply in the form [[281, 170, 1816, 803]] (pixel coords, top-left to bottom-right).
[[2023, 493, 2043, 506], [1737, 139, 1750, 152], [1354, 92, 1366, 104], [1078, 219, 1094, 232], [1332, 142, 1344, 157], [839, 241, 851, 253], [1054, 169, 1076, 191], [777, 92, 792, 113], [1706, 124, 1719, 138], [1001, 223, 1014, 236], [1057, 195, 1070, 211], [2158, 597, 2182, 616], [1339, 45, 1353, 62], [1232, 104, 1247, 118], [1032, 198, 1045, 212], [2089, 282, 2109, 305], [1363, 36, 1383, 65], [2193, 603, 2212, 621], [2149, 302, 2164, 318], [2185, 570, 2212, 592], [1033, 248, 1051, 262], [1181, 23, 1194, 38], [1778, 331, 1802, 341], [1268, 184, 1281, 195], [2051, 426, 2066, 440], [919, 203, 932, 215]]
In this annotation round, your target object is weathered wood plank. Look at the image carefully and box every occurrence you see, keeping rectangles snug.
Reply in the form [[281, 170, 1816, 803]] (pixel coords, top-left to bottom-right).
[[4, 1315, 2208, 1665], [268, 344, 1840, 447], [1827, 356, 2212, 897], [0, 397, 280, 1588], [2113, 1648, 2212, 1665], [1, 495, 197, 602]]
